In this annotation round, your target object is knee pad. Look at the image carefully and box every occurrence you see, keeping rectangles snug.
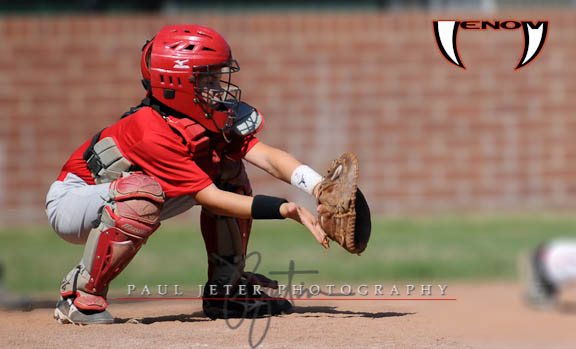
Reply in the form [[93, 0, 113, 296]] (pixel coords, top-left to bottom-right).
[[107, 173, 165, 237], [61, 174, 165, 301]]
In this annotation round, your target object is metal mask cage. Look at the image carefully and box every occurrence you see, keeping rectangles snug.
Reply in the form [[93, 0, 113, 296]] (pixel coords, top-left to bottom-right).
[[191, 59, 241, 132]]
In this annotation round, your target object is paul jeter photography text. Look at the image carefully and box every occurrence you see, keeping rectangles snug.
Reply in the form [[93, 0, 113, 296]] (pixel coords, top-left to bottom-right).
[[124, 283, 450, 299]]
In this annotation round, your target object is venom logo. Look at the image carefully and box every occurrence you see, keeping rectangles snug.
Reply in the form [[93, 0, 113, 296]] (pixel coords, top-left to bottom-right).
[[433, 20, 548, 70]]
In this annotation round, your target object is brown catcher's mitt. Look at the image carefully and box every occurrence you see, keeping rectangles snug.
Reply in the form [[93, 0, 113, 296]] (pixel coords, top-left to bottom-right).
[[316, 153, 371, 255]]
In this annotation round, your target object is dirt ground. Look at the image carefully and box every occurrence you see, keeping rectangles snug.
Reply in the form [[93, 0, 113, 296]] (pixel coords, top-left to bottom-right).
[[1, 282, 575, 348]]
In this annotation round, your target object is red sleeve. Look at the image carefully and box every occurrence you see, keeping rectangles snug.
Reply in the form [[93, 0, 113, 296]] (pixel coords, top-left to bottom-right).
[[56, 107, 259, 198], [123, 127, 213, 198], [224, 135, 260, 161], [57, 138, 96, 184]]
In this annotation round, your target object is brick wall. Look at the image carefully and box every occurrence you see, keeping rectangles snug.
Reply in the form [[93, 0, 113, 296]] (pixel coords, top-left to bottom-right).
[[0, 12, 573, 225]]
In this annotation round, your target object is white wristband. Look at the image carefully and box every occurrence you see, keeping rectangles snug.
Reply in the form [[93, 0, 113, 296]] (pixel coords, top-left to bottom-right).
[[290, 165, 323, 195]]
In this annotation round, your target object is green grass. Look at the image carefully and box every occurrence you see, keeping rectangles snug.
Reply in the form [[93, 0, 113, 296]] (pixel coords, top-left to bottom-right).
[[1, 214, 576, 294]]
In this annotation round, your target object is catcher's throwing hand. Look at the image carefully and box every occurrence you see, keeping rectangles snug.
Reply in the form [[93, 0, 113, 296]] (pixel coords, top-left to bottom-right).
[[281, 202, 329, 248]]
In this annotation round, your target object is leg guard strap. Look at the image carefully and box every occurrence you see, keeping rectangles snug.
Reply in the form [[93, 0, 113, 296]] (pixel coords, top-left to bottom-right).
[[61, 290, 108, 312]]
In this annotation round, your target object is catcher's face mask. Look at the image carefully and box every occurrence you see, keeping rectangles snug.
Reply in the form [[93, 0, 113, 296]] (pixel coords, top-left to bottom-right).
[[190, 60, 242, 133]]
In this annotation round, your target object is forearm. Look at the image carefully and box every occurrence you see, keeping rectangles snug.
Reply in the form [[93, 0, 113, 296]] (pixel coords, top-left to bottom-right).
[[270, 150, 323, 196], [194, 183, 292, 219], [194, 184, 253, 218], [255, 144, 302, 183], [245, 142, 323, 196]]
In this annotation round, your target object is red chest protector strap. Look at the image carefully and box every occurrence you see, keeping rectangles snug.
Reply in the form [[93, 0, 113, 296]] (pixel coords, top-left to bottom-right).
[[166, 116, 211, 156], [122, 98, 213, 158]]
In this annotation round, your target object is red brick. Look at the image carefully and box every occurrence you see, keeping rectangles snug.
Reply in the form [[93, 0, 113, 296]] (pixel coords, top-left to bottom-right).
[[1, 12, 575, 225]]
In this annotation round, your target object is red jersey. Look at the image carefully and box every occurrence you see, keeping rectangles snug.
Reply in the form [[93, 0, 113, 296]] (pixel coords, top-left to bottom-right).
[[57, 106, 259, 198]]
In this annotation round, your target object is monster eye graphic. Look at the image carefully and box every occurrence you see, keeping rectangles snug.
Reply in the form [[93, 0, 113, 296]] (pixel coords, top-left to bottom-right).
[[516, 21, 548, 69], [433, 21, 464, 69], [433, 20, 548, 70]]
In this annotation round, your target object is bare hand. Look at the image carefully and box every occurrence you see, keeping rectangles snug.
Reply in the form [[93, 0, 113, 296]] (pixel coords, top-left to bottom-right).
[[281, 202, 329, 248]]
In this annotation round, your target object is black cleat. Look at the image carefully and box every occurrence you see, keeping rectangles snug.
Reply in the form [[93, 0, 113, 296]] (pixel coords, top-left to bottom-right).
[[202, 280, 293, 319]]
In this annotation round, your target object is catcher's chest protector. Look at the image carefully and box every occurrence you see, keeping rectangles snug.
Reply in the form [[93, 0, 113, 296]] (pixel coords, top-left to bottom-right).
[[165, 116, 232, 178], [166, 116, 211, 157]]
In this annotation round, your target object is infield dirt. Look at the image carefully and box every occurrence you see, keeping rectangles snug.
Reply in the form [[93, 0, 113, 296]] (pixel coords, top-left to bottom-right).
[[1, 282, 575, 348]]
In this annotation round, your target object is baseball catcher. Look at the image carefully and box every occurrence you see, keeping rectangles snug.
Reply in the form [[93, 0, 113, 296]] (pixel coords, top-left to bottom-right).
[[46, 25, 340, 325], [316, 153, 371, 254]]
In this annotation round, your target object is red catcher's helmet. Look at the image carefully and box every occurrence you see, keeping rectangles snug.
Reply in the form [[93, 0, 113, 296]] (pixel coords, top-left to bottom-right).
[[141, 25, 241, 133]]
